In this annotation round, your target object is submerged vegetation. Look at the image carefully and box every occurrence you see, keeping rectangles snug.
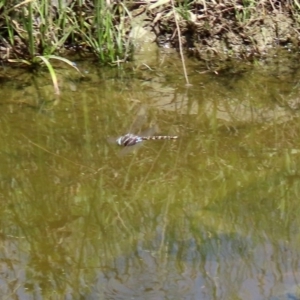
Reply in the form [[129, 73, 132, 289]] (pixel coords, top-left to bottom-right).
[[2, 88, 300, 297]]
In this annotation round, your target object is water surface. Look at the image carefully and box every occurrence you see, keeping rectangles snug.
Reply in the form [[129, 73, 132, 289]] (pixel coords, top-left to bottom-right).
[[1, 50, 300, 299]]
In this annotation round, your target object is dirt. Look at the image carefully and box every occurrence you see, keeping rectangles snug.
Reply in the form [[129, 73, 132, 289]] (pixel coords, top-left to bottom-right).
[[140, 0, 300, 61]]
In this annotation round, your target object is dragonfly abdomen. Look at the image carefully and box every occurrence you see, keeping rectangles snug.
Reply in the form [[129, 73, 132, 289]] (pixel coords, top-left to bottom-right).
[[141, 136, 178, 141]]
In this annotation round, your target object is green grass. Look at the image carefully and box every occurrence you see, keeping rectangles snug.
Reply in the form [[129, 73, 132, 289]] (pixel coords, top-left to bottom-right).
[[0, 0, 133, 93], [0, 0, 132, 65]]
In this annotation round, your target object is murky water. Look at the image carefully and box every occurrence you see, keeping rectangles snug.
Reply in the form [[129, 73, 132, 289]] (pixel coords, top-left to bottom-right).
[[1, 49, 300, 299]]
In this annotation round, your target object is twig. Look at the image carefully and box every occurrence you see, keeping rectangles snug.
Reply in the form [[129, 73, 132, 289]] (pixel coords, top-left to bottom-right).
[[170, 0, 191, 86]]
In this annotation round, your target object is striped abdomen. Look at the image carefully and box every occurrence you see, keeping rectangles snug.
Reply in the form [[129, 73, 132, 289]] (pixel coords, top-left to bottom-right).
[[117, 133, 178, 147], [140, 135, 178, 141]]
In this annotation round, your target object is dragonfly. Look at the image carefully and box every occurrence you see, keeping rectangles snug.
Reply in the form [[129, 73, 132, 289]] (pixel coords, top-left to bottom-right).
[[116, 132, 178, 147], [109, 107, 178, 154]]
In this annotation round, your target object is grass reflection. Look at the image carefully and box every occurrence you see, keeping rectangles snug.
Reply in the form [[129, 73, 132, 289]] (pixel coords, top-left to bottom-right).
[[1, 75, 300, 298], [2, 124, 300, 298]]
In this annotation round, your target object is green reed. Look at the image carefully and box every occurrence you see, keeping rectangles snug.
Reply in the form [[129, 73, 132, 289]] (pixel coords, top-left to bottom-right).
[[0, 0, 103, 93], [81, 0, 129, 63], [1, 0, 131, 65]]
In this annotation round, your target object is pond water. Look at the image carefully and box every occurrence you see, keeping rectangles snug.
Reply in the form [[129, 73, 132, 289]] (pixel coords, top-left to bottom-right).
[[1, 49, 300, 299]]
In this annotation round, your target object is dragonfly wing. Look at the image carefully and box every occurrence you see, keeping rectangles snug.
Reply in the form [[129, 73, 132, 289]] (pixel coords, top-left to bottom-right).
[[129, 105, 148, 133], [129, 114, 147, 134], [118, 142, 143, 156], [107, 136, 118, 144], [140, 124, 159, 137]]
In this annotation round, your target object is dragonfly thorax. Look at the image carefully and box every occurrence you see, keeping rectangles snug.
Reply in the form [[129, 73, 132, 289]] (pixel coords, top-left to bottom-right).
[[116, 133, 143, 146]]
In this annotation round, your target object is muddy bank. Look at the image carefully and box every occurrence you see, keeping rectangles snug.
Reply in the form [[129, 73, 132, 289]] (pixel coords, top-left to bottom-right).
[[141, 0, 299, 60]]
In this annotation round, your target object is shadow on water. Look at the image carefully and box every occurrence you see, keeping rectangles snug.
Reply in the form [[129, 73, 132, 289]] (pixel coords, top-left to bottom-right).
[[1, 51, 300, 299]]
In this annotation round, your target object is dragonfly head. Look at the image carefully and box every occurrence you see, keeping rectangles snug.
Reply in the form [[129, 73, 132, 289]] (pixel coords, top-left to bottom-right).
[[116, 136, 123, 145]]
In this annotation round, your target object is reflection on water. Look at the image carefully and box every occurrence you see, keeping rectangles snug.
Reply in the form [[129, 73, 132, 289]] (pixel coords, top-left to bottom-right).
[[1, 51, 300, 299]]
